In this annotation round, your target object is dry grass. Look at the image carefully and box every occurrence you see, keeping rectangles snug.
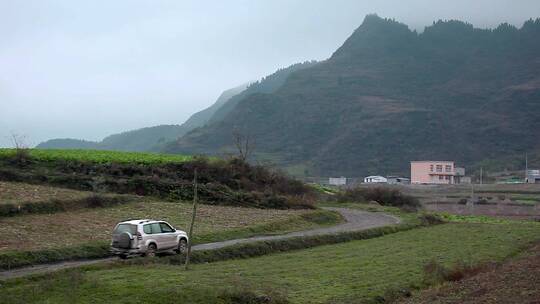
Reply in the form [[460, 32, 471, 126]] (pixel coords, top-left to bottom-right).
[[0, 200, 312, 252], [0, 181, 92, 205]]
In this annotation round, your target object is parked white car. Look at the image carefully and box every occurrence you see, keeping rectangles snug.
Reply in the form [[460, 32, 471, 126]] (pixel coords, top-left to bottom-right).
[[110, 219, 188, 259]]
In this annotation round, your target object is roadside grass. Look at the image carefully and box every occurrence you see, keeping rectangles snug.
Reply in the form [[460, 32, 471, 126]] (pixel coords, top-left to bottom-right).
[[0, 202, 342, 269], [437, 213, 540, 224], [0, 148, 194, 165], [2, 222, 539, 304]]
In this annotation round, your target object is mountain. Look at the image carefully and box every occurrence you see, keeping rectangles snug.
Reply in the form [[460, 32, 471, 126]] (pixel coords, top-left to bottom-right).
[[36, 138, 99, 150], [36, 124, 188, 152], [207, 61, 318, 124], [181, 83, 249, 131], [36, 84, 251, 152], [165, 15, 540, 177]]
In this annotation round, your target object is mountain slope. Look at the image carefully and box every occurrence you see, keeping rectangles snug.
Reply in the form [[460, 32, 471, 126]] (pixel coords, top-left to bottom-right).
[[36, 138, 99, 150], [36, 124, 188, 152], [181, 83, 249, 131], [166, 15, 540, 177], [207, 61, 318, 124], [36, 84, 250, 152]]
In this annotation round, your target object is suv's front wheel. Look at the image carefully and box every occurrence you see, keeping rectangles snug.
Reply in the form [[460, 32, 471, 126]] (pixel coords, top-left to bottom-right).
[[176, 239, 187, 254]]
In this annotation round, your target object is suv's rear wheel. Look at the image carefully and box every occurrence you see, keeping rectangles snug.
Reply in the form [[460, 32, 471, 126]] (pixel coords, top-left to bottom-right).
[[176, 239, 187, 254], [146, 243, 157, 258]]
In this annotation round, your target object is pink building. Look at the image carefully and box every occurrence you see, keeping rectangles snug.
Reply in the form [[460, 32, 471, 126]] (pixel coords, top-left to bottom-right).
[[411, 161, 455, 184]]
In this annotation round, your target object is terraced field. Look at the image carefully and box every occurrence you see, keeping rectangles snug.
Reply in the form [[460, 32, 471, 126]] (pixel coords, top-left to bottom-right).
[[0, 181, 93, 205], [1, 221, 538, 304], [0, 200, 327, 252]]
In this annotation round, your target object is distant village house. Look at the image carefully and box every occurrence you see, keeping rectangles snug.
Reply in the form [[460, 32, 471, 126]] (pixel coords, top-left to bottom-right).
[[329, 177, 347, 186], [363, 176, 387, 183], [526, 170, 540, 184], [411, 161, 468, 184]]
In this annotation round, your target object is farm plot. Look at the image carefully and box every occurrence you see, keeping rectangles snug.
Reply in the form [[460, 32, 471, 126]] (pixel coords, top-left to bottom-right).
[[0, 181, 92, 204], [1, 222, 538, 304], [0, 148, 194, 164], [0, 201, 334, 252]]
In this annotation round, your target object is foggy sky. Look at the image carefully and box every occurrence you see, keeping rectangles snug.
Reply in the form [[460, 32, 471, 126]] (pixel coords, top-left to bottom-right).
[[1, 0, 539, 147]]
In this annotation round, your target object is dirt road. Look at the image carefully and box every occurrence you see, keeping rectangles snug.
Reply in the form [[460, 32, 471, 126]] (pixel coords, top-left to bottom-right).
[[0, 207, 400, 280]]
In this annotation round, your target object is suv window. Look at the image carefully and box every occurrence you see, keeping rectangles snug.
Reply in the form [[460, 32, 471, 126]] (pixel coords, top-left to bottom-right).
[[143, 223, 162, 234], [143, 224, 152, 234], [160, 222, 175, 233], [113, 224, 137, 235]]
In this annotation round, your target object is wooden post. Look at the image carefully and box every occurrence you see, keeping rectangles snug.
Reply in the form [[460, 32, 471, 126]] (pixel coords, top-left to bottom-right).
[[185, 168, 198, 270]]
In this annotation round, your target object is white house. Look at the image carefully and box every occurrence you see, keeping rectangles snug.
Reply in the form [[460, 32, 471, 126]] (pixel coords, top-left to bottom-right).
[[329, 177, 347, 186], [526, 170, 540, 184], [363, 176, 388, 183]]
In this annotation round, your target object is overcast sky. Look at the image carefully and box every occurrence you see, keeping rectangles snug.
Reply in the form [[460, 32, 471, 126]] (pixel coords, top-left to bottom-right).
[[1, 0, 539, 147]]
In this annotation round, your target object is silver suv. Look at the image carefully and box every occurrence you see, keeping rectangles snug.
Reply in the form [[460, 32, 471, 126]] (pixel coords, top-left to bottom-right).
[[110, 219, 188, 259]]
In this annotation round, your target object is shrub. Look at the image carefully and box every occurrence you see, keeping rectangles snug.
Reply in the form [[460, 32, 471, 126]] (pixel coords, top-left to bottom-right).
[[217, 282, 289, 304], [475, 198, 490, 205], [335, 187, 421, 210], [418, 213, 445, 225], [423, 259, 488, 285], [0, 153, 314, 210], [0, 194, 136, 217]]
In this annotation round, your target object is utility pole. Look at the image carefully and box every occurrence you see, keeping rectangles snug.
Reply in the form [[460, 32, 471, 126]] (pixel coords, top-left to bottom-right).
[[480, 167, 483, 185], [185, 168, 198, 270], [525, 153, 528, 183]]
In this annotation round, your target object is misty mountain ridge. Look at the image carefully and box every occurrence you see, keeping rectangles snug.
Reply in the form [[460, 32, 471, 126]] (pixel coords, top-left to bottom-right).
[[37, 124, 188, 152], [37, 85, 251, 152], [38, 61, 318, 152], [167, 15, 540, 176]]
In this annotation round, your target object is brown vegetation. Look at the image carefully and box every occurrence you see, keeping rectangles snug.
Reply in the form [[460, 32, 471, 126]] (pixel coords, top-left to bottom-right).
[[0, 154, 315, 209]]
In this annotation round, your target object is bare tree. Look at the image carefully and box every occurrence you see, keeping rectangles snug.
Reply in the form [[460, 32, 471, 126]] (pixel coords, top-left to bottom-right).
[[232, 128, 255, 161], [10, 133, 30, 166], [10, 133, 27, 149]]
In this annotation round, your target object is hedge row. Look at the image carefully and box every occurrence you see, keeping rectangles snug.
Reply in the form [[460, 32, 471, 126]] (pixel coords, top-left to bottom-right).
[[0, 194, 137, 217], [0, 242, 110, 271]]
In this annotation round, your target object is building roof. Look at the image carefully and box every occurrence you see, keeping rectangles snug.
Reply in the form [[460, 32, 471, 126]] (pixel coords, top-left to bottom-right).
[[410, 160, 455, 163]]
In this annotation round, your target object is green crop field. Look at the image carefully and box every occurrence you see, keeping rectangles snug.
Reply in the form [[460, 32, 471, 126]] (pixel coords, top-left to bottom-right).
[[0, 148, 194, 164], [2, 222, 539, 304]]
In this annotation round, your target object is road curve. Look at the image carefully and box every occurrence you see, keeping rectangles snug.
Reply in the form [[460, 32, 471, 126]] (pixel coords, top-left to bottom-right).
[[0, 207, 400, 280]]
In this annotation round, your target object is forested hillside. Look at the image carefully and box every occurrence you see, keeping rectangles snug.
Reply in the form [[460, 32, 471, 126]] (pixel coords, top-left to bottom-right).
[[167, 15, 540, 176]]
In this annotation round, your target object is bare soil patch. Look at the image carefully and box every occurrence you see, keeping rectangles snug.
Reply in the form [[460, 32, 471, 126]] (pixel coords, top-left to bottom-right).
[[0, 201, 312, 252], [398, 242, 540, 304], [0, 181, 91, 205]]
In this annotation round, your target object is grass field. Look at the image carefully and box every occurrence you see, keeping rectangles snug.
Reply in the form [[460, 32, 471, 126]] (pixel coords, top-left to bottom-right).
[[2, 222, 538, 304], [0, 148, 194, 164], [0, 181, 94, 205], [0, 201, 339, 252]]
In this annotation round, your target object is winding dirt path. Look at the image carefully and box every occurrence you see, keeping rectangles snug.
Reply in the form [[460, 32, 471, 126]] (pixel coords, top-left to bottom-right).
[[0, 207, 399, 280]]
